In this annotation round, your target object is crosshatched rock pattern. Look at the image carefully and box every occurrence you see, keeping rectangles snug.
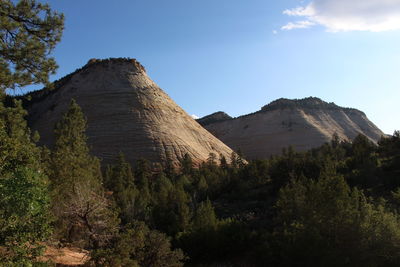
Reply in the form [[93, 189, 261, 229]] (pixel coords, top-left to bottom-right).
[[24, 58, 235, 167], [198, 97, 385, 160]]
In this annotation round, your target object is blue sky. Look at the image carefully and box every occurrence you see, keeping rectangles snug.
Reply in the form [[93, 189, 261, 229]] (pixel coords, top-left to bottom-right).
[[28, 0, 400, 134]]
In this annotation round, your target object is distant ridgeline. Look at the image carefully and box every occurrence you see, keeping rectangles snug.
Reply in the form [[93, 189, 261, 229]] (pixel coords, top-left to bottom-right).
[[197, 97, 365, 128], [199, 97, 384, 159], [261, 97, 364, 114]]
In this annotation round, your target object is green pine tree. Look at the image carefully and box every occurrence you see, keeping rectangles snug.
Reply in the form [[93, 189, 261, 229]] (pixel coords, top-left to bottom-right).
[[152, 171, 174, 206], [191, 199, 217, 231], [0, 100, 52, 265], [0, 100, 41, 172], [104, 153, 138, 224], [152, 182, 191, 236], [50, 99, 102, 193], [180, 153, 194, 175], [0, 0, 64, 91], [133, 158, 152, 221], [49, 99, 119, 249]]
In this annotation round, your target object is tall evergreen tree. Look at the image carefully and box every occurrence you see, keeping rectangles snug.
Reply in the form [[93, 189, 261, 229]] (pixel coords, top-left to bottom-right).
[[191, 199, 217, 231], [133, 158, 152, 221], [0, 100, 41, 172], [0, 100, 52, 265], [104, 153, 138, 224], [49, 99, 118, 248], [0, 0, 64, 258], [50, 99, 102, 192], [152, 181, 191, 236], [180, 153, 194, 175]]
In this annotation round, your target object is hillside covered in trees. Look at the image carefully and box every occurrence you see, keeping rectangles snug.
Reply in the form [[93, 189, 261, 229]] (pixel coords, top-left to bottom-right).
[[2, 96, 400, 266]]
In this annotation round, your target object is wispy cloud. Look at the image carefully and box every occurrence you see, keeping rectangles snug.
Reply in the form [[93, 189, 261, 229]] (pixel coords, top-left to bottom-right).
[[191, 114, 199, 119], [281, 20, 315, 30], [283, 6, 314, 17], [282, 0, 400, 32]]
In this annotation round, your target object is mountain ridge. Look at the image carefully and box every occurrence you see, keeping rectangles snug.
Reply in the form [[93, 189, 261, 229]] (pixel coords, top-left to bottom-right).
[[198, 97, 366, 127], [261, 97, 364, 114], [21, 58, 235, 167], [198, 97, 384, 159]]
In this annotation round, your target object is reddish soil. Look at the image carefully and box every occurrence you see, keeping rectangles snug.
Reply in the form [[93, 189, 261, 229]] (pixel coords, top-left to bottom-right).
[[40, 246, 90, 266]]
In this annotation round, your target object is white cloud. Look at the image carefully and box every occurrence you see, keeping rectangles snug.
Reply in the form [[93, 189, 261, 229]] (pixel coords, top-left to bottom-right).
[[281, 20, 315, 30], [191, 114, 199, 119], [282, 0, 400, 32], [283, 6, 314, 17], [273, 30, 278, 34]]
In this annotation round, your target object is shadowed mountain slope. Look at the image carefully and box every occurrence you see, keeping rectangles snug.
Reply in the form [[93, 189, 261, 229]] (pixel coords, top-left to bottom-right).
[[198, 97, 384, 159], [23, 58, 235, 167]]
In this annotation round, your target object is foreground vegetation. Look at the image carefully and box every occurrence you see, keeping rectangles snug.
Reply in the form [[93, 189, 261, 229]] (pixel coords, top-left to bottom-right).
[[1, 96, 400, 266]]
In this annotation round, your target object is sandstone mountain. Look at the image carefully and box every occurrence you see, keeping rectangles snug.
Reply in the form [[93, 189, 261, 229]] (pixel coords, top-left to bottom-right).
[[198, 97, 384, 159], [22, 58, 234, 167]]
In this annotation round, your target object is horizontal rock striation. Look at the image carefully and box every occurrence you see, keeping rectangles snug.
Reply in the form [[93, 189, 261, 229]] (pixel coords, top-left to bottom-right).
[[198, 97, 384, 159], [23, 58, 235, 167]]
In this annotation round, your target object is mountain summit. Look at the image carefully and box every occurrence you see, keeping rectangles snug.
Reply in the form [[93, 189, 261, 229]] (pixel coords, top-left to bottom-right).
[[23, 58, 234, 166], [198, 97, 384, 159]]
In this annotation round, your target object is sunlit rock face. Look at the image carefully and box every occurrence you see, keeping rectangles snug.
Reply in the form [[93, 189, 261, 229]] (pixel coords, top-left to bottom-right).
[[24, 58, 235, 167], [198, 97, 384, 159]]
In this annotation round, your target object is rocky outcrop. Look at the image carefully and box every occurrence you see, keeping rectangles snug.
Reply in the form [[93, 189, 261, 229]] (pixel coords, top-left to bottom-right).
[[23, 58, 235, 167], [196, 111, 232, 126], [198, 97, 384, 159]]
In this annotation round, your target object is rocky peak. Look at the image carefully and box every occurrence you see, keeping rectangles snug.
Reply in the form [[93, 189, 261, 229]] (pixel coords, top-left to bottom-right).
[[84, 58, 146, 74], [197, 111, 232, 126], [23, 58, 235, 167], [20, 58, 149, 106]]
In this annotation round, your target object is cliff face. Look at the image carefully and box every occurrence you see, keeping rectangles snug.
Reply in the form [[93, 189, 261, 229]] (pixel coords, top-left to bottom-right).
[[24, 58, 234, 167], [199, 97, 384, 159]]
